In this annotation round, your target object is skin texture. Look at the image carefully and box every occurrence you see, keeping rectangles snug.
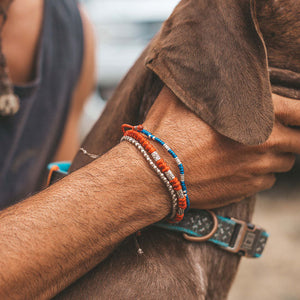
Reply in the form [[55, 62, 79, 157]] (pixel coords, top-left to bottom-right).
[[2, 0, 43, 85], [0, 0, 300, 299], [0, 141, 171, 299]]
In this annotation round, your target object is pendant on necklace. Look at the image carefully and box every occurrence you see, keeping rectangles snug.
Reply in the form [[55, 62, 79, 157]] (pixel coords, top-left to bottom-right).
[[0, 93, 20, 116]]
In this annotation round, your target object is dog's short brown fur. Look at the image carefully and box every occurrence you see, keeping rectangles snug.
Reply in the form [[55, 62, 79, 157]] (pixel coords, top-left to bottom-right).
[[55, 0, 300, 299]]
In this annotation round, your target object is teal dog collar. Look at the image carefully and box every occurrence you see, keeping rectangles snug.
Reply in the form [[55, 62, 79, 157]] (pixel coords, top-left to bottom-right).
[[155, 210, 268, 258]]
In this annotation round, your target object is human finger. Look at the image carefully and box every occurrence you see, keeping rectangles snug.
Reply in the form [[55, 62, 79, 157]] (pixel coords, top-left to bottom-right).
[[190, 173, 276, 209], [226, 174, 276, 204], [259, 121, 300, 154], [248, 153, 296, 175], [273, 93, 300, 127]]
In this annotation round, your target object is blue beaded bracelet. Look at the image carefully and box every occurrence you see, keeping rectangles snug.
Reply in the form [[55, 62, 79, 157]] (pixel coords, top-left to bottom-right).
[[136, 127, 190, 210]]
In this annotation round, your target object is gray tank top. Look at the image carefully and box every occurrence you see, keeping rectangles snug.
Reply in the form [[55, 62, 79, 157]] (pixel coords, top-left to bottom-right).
[[0, 0, 84, 209]]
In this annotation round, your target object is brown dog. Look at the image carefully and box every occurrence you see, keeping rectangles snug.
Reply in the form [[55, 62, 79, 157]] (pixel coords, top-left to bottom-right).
[[55, 0, 300, 299]]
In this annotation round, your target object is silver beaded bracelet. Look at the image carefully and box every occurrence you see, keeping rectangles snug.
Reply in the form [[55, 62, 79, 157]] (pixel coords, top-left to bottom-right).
[[121, 135, 178, 219]]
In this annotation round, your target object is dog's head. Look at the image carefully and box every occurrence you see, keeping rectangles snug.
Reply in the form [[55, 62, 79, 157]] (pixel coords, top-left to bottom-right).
[[145, 0, 300, 145]]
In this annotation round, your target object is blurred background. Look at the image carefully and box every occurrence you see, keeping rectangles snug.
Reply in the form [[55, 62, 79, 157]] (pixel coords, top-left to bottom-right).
[[80, 1, 300, 299], [79, 0, 180, 139]]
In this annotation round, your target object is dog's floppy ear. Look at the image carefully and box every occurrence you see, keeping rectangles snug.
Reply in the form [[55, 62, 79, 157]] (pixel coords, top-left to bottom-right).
[[145, 0, 273, 145]]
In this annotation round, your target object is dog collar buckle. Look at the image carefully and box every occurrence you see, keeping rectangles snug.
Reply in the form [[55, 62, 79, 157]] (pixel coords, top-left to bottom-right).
[[222, 218, 269, 258], [182, 210, 218, 242]]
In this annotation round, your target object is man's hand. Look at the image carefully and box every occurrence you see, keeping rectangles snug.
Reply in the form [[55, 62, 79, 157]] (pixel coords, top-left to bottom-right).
[[144, 87, 298, 208]]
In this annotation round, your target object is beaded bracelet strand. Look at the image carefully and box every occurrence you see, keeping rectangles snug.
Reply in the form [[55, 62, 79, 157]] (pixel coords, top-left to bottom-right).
[[78, 126, 187, 223], [122, 134, 183, 223], [121, 135, 178, 220], [123, 129, 187, 212], [122, 129, 187, 223], [122, 124, 190, 210], [137, 127, 190, 210], [124, 130, 187, 211]]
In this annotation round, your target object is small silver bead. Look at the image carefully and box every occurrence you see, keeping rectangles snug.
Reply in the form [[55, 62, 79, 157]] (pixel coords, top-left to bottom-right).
[[175, 157, 181, 166], [163, 144, 171, 151], [122, 136, 181, 221], [177, 190, 185, 199], [165, 170, 175, 181], [177, 208, 184, 215], [151, 151, 161, 162], [80, 148, 87, 154]]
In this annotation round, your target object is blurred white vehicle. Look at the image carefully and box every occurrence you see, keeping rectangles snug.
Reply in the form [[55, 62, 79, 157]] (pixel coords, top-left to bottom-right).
[[83, 0, 180, 97], [79, 0, 179, 139]]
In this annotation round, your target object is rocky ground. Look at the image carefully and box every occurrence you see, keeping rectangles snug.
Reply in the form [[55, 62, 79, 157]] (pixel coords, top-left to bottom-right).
[[229, 167, 300, 300]]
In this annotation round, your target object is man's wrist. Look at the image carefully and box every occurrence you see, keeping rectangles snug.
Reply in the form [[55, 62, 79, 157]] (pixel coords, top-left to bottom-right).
[[0, 141, 172, 299], [96, 141, 172, 228]]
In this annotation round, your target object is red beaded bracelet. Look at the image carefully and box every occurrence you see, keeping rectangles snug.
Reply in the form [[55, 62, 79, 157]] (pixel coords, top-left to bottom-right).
[[121, 135, 178, 220], [122, 127, 187, 223]]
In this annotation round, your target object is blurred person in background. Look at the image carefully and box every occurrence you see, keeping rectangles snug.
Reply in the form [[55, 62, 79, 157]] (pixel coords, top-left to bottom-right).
[[0, 0, 95, 208]]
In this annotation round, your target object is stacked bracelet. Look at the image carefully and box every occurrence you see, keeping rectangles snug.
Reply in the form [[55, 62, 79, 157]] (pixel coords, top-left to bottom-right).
[[122, 131, 184, 223], [136, 128, 190, 210], [121, 124, 189, 223], [121, 135, 178, 220]]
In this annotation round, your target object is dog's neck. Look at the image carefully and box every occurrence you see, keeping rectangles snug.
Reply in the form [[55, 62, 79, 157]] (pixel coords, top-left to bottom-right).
[[256, 0, 300, 73]]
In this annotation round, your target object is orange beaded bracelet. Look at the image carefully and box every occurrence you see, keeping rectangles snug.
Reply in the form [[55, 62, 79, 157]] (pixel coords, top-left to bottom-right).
[[122, 126, 187, 223]]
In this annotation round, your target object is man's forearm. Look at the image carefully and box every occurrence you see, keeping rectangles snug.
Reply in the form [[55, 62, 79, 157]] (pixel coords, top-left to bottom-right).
[[2, 89, 300, 299], [0, 142, 170, 299]]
